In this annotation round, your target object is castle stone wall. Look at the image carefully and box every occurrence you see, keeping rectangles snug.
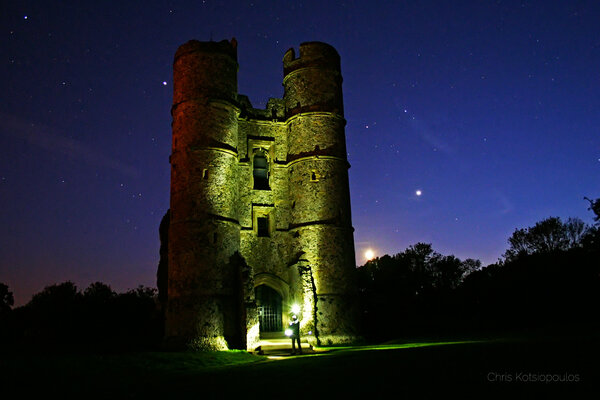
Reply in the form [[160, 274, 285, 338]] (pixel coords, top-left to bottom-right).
[[165, 39, 359, 350]]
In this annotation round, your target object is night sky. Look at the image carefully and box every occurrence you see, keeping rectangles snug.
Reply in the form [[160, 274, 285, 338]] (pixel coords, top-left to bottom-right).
[[2, 1, 599, 306]]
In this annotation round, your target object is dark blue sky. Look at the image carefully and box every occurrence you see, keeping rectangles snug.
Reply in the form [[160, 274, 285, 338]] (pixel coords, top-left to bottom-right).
[[2, 1, 599, 305]]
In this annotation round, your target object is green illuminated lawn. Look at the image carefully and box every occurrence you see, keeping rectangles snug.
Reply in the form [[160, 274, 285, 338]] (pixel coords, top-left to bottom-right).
[[2, 333, 597, 398], [313, 339, 482, 352]]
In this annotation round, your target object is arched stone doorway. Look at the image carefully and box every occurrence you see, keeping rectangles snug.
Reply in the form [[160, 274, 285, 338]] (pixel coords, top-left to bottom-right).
[[253, 273, 292, 337], [255, 285, 282, 333]]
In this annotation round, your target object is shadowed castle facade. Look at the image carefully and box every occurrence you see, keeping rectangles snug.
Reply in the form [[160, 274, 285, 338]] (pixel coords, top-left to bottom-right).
[[159, 38, 359, 350]]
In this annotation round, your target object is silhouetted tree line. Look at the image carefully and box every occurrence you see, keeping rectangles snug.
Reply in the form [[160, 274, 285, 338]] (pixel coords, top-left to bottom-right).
[[357, 244, 480, 340], [2, 198, 598, 349], [0, 282, 162, 353], [358, 198, 600, 341]]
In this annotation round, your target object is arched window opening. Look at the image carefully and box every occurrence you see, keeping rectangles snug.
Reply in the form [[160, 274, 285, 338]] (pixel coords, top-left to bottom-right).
[[253, 150, 270, 190]]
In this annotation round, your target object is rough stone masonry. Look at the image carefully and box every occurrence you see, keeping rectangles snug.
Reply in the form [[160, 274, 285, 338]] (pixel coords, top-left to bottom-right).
[[159, 38, 360, 350]]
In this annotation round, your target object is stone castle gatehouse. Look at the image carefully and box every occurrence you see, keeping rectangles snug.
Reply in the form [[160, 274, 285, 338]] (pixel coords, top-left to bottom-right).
[[160, 38, 359, 350]]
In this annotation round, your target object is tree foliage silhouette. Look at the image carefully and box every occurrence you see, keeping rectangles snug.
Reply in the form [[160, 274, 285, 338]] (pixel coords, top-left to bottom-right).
[[0, 283, 14, 314], [0, 283, 15, 342], [357, 243, 480, 340], [585, 197, 600, 225], [356, 197, 600, 339], [461, 201, 600, 331], [502, 217, 588, 261], [4, 282, 161, 352], [157, 209, 170, 311]]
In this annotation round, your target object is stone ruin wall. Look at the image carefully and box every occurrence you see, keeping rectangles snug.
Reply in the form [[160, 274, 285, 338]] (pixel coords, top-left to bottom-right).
[[164, 39, 360, 350]]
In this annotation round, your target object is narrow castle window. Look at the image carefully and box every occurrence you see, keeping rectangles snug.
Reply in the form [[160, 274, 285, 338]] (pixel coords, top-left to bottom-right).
[[202, 169, 209, 179], [253, 150, 270, 190], [257, 216, 269, 237]]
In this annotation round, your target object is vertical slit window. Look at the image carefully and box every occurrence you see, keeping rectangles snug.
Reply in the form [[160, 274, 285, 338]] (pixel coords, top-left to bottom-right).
[[257, 216, 269, 237]]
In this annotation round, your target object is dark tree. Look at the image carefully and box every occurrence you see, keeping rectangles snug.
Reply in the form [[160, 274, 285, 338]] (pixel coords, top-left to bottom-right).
[[81, 282, 116, 344], [0, 283, 14, 344], [565, 217, 588, 246], [503, 217, 589, 261], [22, 281, 83, 346], [0, 282, 14, 314], [581, 197, 600, 251], [357, 243, 482, 340], [461, 247, 600, 331], [157, 209, 170, 311], [83, 281, 116, 302], [462, 258, 483, 276], [3, 281, 163, 352], [460, 200, 600, 332], [111, 285, 162, 350], [435, 256, 481, 291], [585, 197, 600, 225], [27, 281, 81, 310]]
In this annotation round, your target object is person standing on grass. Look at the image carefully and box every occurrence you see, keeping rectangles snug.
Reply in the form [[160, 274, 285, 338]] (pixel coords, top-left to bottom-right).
[[290, 314, 302, 355]]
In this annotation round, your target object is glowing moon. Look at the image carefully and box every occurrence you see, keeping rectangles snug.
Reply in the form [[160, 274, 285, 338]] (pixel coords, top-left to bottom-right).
[[415, 190, 422, 196], [364, 249, 375, 261]]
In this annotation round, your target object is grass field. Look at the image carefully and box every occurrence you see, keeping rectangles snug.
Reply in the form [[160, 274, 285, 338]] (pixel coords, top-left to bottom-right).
[[2, 332, 597, 398]]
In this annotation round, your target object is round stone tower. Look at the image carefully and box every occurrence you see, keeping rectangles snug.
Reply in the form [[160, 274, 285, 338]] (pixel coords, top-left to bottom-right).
[[283, 42, 359, 344], [167, 39, 243, 350]]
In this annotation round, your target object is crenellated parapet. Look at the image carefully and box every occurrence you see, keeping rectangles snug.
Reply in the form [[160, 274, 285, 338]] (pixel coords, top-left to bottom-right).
[[283, 42, 344, 118]]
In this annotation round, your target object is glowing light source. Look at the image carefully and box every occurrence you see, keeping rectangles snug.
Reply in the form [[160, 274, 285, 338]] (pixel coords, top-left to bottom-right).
[[365, 249, 375, 261], [285, 329, 293, 337], [415, 190, 422, 196], [291, 304, 301, 314]]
